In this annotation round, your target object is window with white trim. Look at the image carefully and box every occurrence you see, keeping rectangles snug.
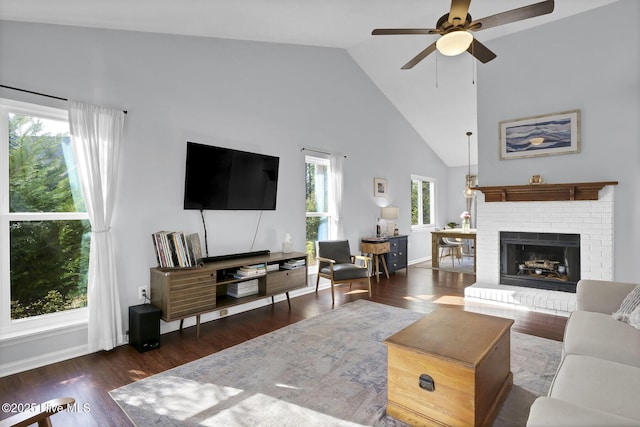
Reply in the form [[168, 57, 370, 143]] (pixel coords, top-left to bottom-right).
[[1, 99, 89, 335], [305, 155, 333, 268], [411, 175, 436, 229]]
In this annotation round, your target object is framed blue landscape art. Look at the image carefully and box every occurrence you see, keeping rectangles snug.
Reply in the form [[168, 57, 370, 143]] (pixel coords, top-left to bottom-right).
[[499, 110, 580, 160]]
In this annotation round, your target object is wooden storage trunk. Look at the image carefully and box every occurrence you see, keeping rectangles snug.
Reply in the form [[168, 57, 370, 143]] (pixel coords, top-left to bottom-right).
[[384, 308, 514, 427]]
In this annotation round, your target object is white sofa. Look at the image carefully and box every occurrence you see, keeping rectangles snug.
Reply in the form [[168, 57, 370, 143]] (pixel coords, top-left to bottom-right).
[[527, 279, 640, 426]]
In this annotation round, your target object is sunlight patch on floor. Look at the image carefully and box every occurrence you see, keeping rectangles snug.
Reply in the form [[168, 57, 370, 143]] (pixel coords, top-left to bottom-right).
[[117, 375, 244, 420], [432, 295, 465, 306], [413, 294, 435, 301], [117, 374, 368, 426], [200, 393, 361, 426], [401, 294, 465, 306], [344, 289, 369, 296], [59, 375, 87, 385], [276, 383, 301, 390], [126, 369, 148, 378]]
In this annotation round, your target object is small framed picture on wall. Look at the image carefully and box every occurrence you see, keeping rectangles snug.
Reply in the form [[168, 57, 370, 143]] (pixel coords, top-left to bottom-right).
[[374, 178, 388, 197]]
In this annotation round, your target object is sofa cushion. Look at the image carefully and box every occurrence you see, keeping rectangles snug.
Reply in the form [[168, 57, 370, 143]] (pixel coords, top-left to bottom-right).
[[613, 284, 640, 323], [563, 310, 640, 367], [527, 397, 640, 427], [548, 354, 640, 423], [577, 280, 639, 314], [319, 264, 368, 282]]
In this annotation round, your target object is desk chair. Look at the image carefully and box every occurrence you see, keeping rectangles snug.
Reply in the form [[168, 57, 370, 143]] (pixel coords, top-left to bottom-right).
[[439, 237, 463, 266], [316, 240, 371, 305], [461, 239, 475, 261]]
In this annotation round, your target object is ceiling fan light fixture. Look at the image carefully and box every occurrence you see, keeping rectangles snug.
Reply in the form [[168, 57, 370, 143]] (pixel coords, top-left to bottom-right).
[[436, 31, 473, 56]]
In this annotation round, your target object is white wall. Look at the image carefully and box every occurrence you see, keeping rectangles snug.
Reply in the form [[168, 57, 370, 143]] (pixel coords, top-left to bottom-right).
[[0, 21, 448, 374], [476, 0, 640, 282]]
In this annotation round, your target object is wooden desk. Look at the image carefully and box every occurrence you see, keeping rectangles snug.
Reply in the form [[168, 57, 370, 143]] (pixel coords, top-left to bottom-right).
[[360, 238, 390, 280], [431, 228, 476, 272]]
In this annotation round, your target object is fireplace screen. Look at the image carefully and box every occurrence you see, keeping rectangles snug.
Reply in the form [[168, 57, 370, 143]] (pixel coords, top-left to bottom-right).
[[500, 232, 580, 293]]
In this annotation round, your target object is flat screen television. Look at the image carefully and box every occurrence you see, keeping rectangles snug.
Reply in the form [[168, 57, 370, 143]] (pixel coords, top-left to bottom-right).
[[183, 142, 279, 210]]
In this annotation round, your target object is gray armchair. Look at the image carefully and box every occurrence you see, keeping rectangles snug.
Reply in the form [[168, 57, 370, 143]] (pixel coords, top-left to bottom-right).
[[315, 240, 371, 305]]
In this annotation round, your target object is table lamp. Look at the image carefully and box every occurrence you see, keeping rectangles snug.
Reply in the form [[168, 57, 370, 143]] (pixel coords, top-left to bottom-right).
[[381, 206, 399, 236]]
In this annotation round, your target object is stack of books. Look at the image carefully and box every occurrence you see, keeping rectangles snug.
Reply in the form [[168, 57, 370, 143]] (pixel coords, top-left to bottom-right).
[[233, 264, 266, 279], [227, 279, 259, 298], [266, 263, 280, 272], [282, 259, 306, 269], [152, 231, 202, 268]]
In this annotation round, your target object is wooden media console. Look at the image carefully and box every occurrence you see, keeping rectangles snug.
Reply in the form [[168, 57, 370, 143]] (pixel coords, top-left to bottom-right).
[[150, 251, 307, 339]]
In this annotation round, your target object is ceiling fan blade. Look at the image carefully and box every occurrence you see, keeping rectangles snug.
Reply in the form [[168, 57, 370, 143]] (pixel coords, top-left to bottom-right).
[[467, 39, 497, 63], [372, 28, 439, 36], [448, 0, 471, 25], [401, 42, 438, 70], [469, 0, 554, 32]]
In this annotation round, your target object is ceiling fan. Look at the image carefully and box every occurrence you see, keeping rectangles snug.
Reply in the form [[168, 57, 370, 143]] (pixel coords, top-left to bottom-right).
[[372, 0, 554, 69]]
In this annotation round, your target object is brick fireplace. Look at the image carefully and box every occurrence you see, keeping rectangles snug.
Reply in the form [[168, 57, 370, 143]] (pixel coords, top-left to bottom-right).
[[465, 184, 615, 315]]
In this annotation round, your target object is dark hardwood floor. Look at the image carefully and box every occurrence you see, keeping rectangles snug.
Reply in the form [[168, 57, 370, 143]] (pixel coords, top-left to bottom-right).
[[0, 264, 567, 426]]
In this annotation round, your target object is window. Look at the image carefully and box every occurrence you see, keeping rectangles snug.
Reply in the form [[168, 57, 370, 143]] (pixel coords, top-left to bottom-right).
[[305, 156, 332, 268], [1, 99, 89, 333], [411, 175, 436, 229]]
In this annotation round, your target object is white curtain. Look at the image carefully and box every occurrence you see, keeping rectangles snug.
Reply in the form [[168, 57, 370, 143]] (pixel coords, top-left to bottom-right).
[[68, 101, 125, 352], [329, 154, 344, 239]]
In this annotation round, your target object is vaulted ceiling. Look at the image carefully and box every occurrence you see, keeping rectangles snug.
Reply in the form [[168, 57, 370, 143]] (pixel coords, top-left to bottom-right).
[[0, 0, 618, 166]]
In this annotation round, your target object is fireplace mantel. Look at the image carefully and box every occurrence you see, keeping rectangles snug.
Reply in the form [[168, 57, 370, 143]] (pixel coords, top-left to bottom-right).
[[476, 181, 618, 202]]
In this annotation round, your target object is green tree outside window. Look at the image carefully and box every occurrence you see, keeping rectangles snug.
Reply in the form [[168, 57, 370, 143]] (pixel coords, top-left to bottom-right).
[[7, 113, 90, 319]]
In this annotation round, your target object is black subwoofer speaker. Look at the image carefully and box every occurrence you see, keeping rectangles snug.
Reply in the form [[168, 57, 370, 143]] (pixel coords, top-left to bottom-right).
[[129, 304, 161, 352]]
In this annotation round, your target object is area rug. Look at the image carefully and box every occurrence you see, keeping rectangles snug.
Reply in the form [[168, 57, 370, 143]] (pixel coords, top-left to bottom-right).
[[416, 257, 475, 273], [110, 300, 561, 426]]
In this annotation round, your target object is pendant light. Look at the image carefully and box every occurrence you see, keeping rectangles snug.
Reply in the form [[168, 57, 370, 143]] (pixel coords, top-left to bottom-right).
[[464, 131, 476, 199]]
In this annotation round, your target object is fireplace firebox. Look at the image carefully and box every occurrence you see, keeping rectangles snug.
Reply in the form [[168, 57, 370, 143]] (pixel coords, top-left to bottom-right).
[[500, 232, 580, 293]]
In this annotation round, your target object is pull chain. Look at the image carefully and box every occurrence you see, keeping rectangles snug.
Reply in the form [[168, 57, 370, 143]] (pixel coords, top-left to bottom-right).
[[435, 52, 439, 89], [471, 42, 476, 85], [472, 55, 475, 85]]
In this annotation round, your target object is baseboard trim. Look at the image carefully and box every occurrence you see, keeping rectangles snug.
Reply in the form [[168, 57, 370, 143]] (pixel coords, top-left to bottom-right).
[[0, 344, 89, 378]]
